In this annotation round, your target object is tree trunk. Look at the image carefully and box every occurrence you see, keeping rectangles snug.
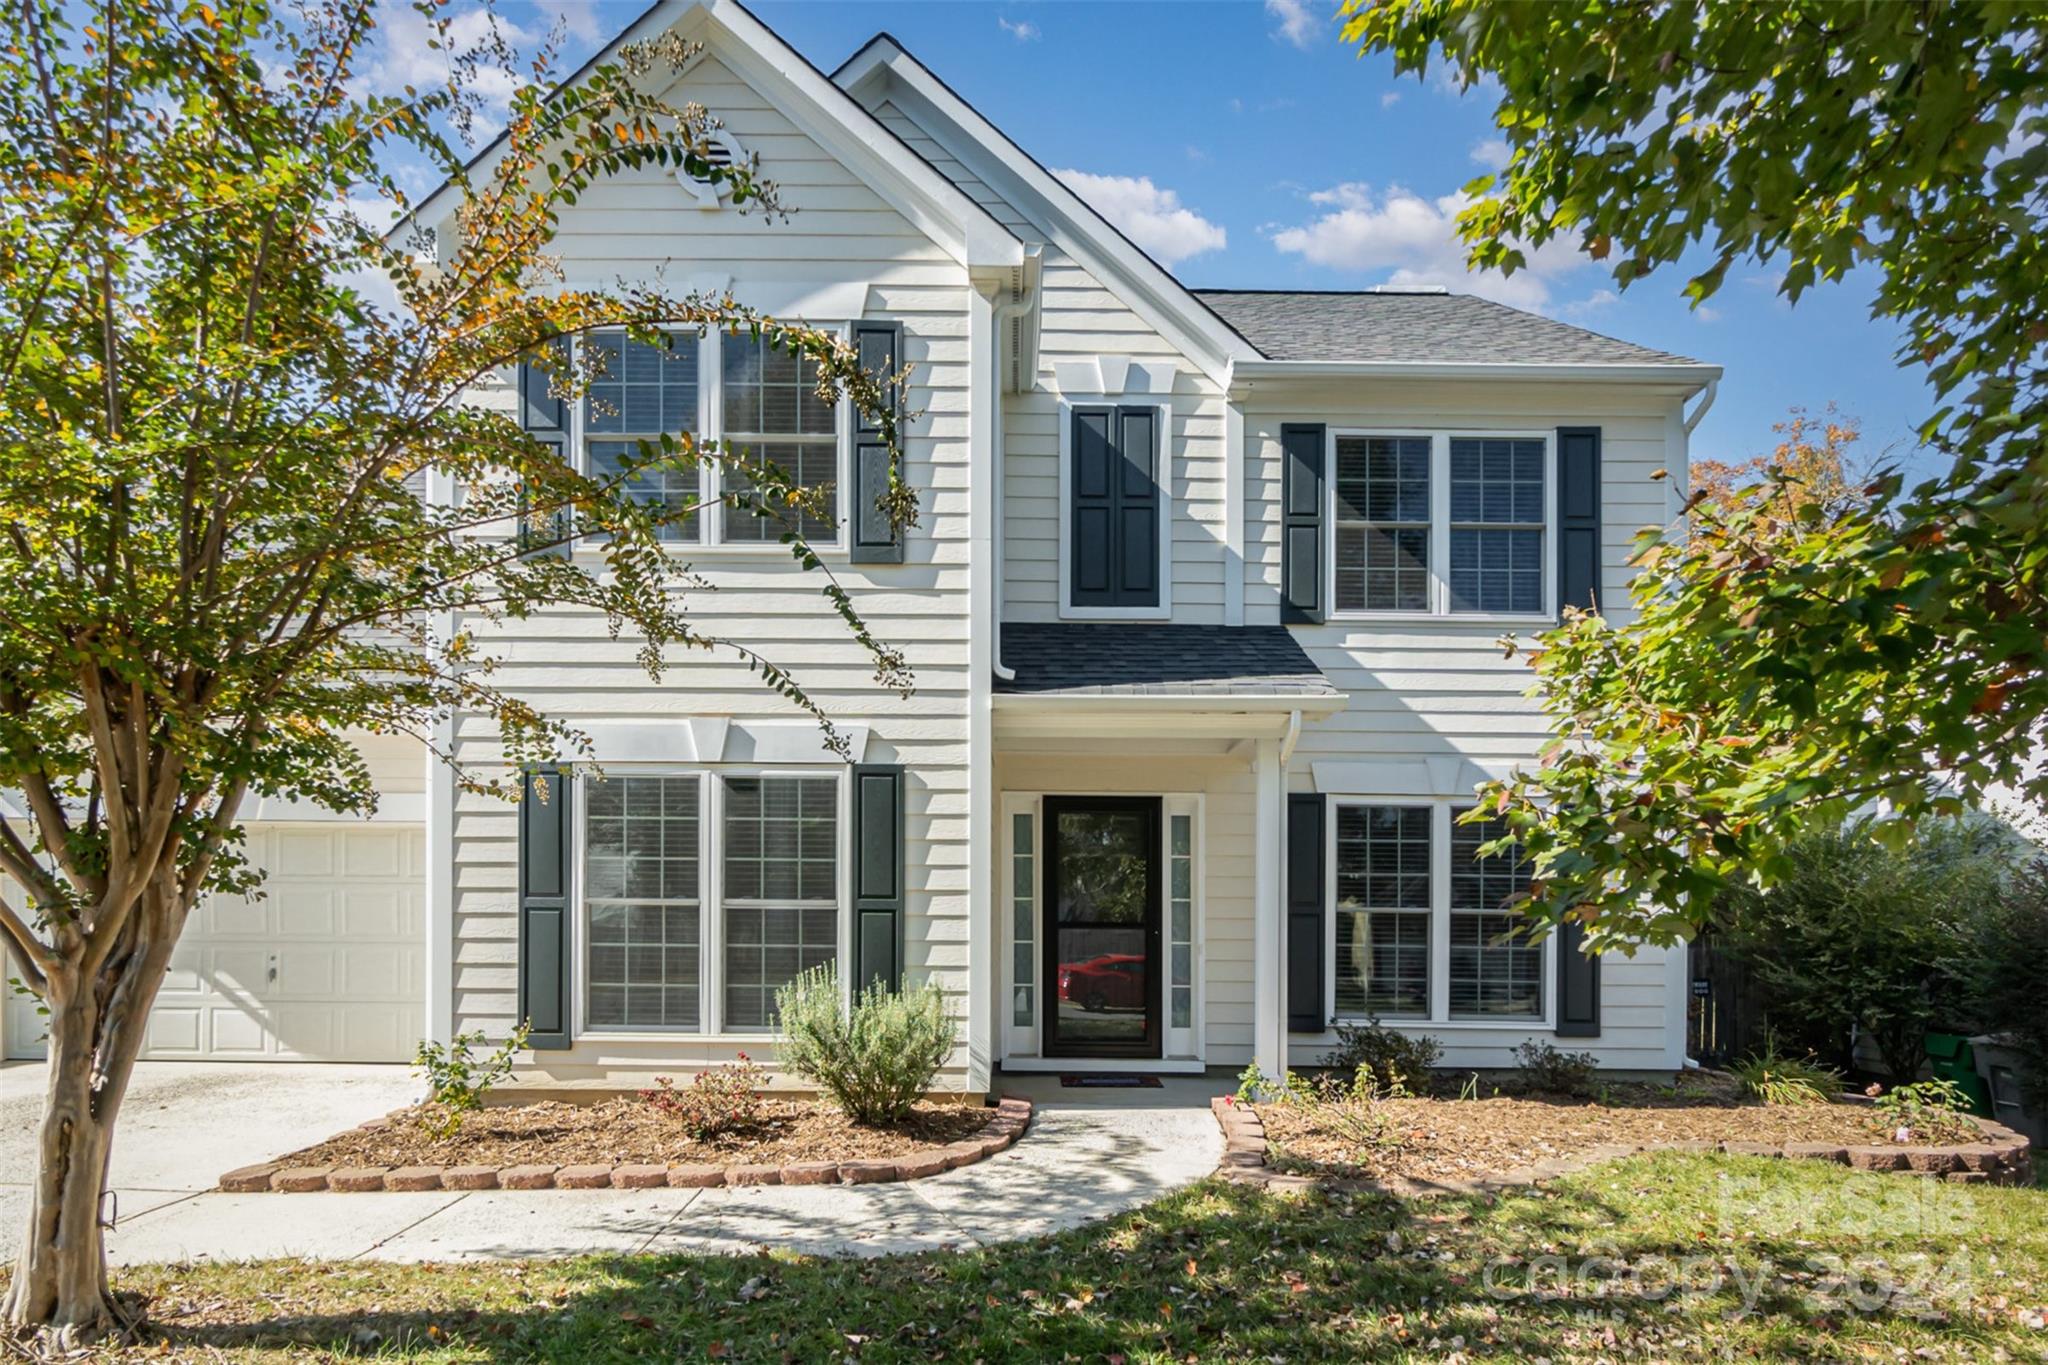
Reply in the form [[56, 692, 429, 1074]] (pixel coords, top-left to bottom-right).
[[3, 921, 178, 1342]]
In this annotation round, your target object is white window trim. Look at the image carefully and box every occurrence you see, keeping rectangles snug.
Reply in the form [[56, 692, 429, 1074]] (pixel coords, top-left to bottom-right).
[[1324, 428, 1557, 625], [999, 789, 1206, 1062], [1056, 398, 1174, 621], [572, 764, 851, 1041], [570, 324, 854, 559], [1321, 794, 1556, 1033]]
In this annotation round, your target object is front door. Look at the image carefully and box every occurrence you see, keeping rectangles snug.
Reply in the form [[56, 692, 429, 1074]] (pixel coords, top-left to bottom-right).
[[1042, 796, 1161, 1059]]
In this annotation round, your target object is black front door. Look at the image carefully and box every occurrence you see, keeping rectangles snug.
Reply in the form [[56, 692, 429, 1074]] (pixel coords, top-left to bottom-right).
[[1042, 796, 1161, 1059]]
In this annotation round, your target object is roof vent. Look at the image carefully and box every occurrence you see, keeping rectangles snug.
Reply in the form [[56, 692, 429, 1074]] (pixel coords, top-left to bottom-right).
[[1366, 284, 1450, 295]]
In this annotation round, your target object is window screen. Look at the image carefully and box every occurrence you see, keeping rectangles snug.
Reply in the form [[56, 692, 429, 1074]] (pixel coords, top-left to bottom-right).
[[1449, 811, 1541, 1018], [1448, 437, 1545, 613], [720, 334, 839, 542], [584, 775, 701, 1030], [1334, 804, 1431, 1017], [1333, 435, 1431, 612], [583, 332, 702, 542], [722, 775, 839, 1031]]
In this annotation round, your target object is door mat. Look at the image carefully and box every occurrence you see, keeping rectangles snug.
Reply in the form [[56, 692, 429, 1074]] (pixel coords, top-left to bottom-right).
[[1059, 1074, 1163, 1088]]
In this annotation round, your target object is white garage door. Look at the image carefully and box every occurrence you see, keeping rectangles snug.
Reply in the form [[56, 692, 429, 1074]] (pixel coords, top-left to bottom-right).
[[3, 823, 426, 1062]]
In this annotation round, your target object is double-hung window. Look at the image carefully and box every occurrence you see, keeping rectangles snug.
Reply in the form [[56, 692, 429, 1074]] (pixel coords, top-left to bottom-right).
[[719, 334, 840, 543], [1448, 812, 1541, 1018], [1330, 800, 1547, 1025], [573, 328, 845, 549], [1333, 805, 1432, 1018], [721, 775, 839, 1030], [580, 771, 842, 1036], [1328, 431, 1553, 617]]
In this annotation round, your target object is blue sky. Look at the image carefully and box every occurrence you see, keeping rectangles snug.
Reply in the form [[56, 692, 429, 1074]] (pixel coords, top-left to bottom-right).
[[399, 0, 1941, 477]]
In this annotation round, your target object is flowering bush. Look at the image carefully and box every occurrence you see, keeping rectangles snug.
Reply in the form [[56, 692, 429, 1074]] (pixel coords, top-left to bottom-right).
[[641, 1054, 766, 1139]]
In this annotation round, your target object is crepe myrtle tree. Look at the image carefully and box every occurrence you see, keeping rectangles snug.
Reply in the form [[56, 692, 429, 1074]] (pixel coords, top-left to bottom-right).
[[1343, 0, 2048, 950], [0, 0, 911, 1339]]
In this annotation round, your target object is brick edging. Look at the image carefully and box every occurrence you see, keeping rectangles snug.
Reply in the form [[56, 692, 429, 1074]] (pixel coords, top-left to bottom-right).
[[1208, 1097, 2035, 1197], [222, 1096, 1032, 1193]]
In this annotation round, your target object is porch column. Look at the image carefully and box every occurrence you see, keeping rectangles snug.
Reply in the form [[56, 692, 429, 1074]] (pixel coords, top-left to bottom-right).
[[1252, 735, 1285, 1079]]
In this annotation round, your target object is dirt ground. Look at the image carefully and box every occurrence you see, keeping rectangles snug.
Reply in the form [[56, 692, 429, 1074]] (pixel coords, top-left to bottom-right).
[[277, 1097, 992, 1169]]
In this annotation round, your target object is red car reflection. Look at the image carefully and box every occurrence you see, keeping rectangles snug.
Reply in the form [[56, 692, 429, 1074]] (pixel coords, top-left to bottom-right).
[[1056, 954, 1148, 1012]]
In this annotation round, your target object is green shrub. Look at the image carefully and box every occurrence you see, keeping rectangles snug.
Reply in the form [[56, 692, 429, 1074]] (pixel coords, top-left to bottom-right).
[[1513, 1040, 1598, 1097], [413, 1021, 529, 1137], [1322, 1018, 1443, 1093], [640, 1053, 765, 1139], [1951, 858, 2048, 1111], [1871, 1078, 1979, 1143], [1715, 814, 2021, 1080], [774, 967, 953, 1126], [1732, 1035, 1844, 1106]]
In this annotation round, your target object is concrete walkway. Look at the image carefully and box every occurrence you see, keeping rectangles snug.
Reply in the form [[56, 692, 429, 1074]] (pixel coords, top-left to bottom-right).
[[0, 1063, 1224, 1264]]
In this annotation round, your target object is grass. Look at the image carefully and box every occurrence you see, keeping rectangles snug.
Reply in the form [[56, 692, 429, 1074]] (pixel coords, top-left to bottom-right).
[[12, 1153, 2047, 1361]]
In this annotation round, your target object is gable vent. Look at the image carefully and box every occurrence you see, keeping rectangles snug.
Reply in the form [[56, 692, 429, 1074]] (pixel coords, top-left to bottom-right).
[[675, 129, 747, 210]]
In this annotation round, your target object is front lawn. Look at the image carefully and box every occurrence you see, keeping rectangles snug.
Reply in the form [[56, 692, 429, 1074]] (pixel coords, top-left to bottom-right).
[[15, 1152, 2047, 1361]]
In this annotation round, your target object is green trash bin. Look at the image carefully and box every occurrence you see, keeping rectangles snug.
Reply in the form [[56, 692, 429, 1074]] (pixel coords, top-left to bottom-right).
[[1925, 1032, 1993, 1115]]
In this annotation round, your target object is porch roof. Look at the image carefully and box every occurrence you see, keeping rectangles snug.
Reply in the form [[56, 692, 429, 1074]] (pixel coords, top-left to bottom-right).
[[996, 623, 1337, 699]]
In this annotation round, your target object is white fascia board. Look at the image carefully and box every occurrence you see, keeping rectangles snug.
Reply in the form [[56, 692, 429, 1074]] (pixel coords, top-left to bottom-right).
[[402, 0, 1021, 272], [1229, 358, 1724, 395], [992, 692, 1349, 727], [835, 40, 1258, 387]]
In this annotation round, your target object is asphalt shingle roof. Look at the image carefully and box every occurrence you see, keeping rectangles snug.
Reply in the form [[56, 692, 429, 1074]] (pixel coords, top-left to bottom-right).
[[996, 623, 1336, 697], [1194, 289, 1703, 367]]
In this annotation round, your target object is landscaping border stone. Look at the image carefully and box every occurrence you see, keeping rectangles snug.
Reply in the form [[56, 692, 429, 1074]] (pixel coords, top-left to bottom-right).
[[222, 1095, 1033, 1192], [1208, 1097, 2035, 1196]]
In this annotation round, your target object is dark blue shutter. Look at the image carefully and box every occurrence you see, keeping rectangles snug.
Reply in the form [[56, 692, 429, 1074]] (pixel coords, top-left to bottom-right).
[[1070, 406, 1160, 609], [1286, 793, 1327, 1032], [1555, 921, 1601, 1038], [1557, 426, 1602, 613], [518, 764, 572, 1050], [1281, 423, 1325, 623], [518, 344, 571, 557], [851, 764, 905, 992], [850, 321, 905, 564]]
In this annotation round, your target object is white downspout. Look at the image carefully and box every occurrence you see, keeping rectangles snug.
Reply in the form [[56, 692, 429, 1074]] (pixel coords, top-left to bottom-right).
[[989, 255, 1040, 683], [1682, 379, 1718, 435]]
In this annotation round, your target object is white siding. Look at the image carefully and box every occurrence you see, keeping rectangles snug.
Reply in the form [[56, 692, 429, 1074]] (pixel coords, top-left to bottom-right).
[[447, 46, 979, 1087], [1244, 383, 1690, 1073]]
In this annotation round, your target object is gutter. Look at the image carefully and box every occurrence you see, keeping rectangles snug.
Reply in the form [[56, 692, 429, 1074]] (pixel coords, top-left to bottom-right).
[[1231, 359, 1723, 389], [1683, 378, 1720, 434], [988, 247, 1042, 684], [1279, 709, 1303, 767]]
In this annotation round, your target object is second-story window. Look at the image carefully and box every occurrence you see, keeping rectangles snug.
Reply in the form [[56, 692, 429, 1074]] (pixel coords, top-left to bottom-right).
[[1327, 431, 1553, 618], [720, 334, 840, 543], [583, 331, 704, 543]]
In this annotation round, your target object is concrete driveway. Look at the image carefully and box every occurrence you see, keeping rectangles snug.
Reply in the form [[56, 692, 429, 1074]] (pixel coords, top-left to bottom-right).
[[0, 1059, 420, 1245], [0, 1064, 1225, 1265]]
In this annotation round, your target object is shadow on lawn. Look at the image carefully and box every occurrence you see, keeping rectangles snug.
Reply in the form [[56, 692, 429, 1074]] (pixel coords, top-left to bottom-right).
[[122, 1156, 2028, 1361]]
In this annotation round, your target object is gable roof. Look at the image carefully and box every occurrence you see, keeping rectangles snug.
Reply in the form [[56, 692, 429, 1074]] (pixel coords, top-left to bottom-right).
[[995, 624, 1335, 698], [833, 35, 1260, 385], [1195, 289, 1704, 368], [400, 0, 1021, 270]]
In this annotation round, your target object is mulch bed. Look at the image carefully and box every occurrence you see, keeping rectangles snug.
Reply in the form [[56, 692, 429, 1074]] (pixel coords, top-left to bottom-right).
[[225, 1096, 1032, 1193], [1232, 1073, 2033, 1190], [291, 1098, 992, 1169]]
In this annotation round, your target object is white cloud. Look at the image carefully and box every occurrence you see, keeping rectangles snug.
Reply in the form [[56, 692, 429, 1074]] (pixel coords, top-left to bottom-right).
[[350, 4, 535, 130], [1269, 182, 1595, 310], [533, 0, 603, 42], [1558, 289, 1618, 318], [1265, 0, 1320, 51], [1379, 91, 1402, 109], [1469, 137, 1512, 171], [998, 16, 1040, 42], [1055, 170, 1227, 266]]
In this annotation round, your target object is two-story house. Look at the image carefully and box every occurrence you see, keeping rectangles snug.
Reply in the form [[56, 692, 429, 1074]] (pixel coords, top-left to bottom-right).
[[1, 0, 1719, 1093]]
